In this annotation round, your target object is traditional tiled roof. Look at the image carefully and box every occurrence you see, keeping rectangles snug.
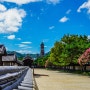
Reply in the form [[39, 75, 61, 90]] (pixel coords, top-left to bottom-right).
[[23, 55, 33, 61], [2, 54, 17, 61], [16, 60, 23, 65]]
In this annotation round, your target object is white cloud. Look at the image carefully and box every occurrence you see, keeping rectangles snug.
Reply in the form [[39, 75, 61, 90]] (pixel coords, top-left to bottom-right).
[[66, 9, 71, 14], [59, 16, 69, 23], [7, 35, 15, 40], [0, 4, 7, 12], [17, 38, 21, 40], [6, 47, 8, 51], [16, 41, 32, 49], [1, 0, 61, 5], [44, 46, 47, 47], [16, 44, 28, 47], [88, 35, 90, 40], [22, 46, 32, 49], [49, 26, 55, 29], [77, 0, 90, 14], [0, 5, 26, 33], [17, 50, 31, 54], [46, 0, 60, 5], [1, 0, 42, 5], [21, 42, 32, 44]]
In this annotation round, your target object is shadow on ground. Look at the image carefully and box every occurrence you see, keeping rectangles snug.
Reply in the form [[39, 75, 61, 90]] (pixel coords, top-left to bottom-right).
[[34, 74, 49, 78]]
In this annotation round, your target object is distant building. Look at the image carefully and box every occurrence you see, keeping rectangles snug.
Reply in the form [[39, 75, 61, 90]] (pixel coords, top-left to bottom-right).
[[23, 55, 33, 67], [0, 44, 23, 66], [40, 42, 45, 57], [2, 53, 23, 66], [0, 45, 7, 65], [2, 54, 17, 66]]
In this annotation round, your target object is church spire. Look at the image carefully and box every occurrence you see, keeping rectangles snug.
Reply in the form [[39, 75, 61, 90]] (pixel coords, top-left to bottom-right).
[[40, 42, 44, 57]]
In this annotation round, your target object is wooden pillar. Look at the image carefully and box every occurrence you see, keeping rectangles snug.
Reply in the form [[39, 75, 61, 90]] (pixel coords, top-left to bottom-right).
[[3, 62, 4, 66], [0, 56, 3, 66], [10, 62, 12, 66]]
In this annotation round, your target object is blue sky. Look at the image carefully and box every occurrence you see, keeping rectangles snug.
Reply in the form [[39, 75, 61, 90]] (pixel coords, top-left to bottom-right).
[[0, 0, 90, 54]]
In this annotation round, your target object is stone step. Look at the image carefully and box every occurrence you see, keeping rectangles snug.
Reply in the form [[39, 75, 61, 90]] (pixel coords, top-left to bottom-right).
[[20, 83, 34, 88], [13, 68, 35, 90], [18, 86, 33, 90], [21, 81, 33, 85]]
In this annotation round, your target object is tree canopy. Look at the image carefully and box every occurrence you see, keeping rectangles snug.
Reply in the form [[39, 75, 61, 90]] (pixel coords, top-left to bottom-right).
[[34, 34, 90, 67], [48, 34, 90, 66]]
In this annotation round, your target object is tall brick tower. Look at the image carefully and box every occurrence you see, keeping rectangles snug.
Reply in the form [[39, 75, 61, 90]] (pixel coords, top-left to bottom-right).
[[40, 42, 44, 57]]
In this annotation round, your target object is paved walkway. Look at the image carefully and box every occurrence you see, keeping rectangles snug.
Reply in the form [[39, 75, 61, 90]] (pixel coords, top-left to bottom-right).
[[34, 68, 90, 90]]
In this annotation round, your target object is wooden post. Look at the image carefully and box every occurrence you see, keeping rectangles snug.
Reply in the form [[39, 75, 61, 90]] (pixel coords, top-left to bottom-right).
[[32, 66, 34, 75]]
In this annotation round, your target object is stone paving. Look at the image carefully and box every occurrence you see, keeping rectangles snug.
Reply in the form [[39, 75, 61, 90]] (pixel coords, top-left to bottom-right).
[[13, 68, 34, 90], [34, 68, 90, 90]]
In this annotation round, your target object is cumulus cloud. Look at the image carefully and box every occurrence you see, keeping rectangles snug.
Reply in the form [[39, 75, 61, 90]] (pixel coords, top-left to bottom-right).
[[21, 41, 32, 44], [59, 16, 69, 23], [0, 5, 26, 34], [46, 0, 60, 5], [7, 35, 15, 40], [0, 4, 7, 12], [49, 26, 55, 29], [77, 0, 90, 14], [1, 0, 61, 5], [1, 0, 42, 5]]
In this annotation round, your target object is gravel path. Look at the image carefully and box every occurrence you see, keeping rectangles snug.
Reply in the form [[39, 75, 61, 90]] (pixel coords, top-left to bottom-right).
[[34, 68, 90, 90]]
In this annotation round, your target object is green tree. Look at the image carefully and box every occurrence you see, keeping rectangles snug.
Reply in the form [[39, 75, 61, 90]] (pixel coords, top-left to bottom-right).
[[49, 41, 65, 66], [34, 53, 50, 67], [49, 34, 90, 68]]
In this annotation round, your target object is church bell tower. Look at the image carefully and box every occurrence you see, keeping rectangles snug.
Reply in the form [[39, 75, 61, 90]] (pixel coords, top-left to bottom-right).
[[40, 42, 44, 57]]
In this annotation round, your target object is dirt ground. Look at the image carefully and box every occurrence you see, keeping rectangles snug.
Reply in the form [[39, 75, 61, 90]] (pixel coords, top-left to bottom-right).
[[34, 68, 90, 90]]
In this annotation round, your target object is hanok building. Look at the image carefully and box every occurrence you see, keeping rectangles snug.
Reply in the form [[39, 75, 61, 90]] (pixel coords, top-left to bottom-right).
[[2, 54, 18, 66], [23, 55, 33, 68], [0, 45, 7, 65], [0, 44, 23, 66]]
